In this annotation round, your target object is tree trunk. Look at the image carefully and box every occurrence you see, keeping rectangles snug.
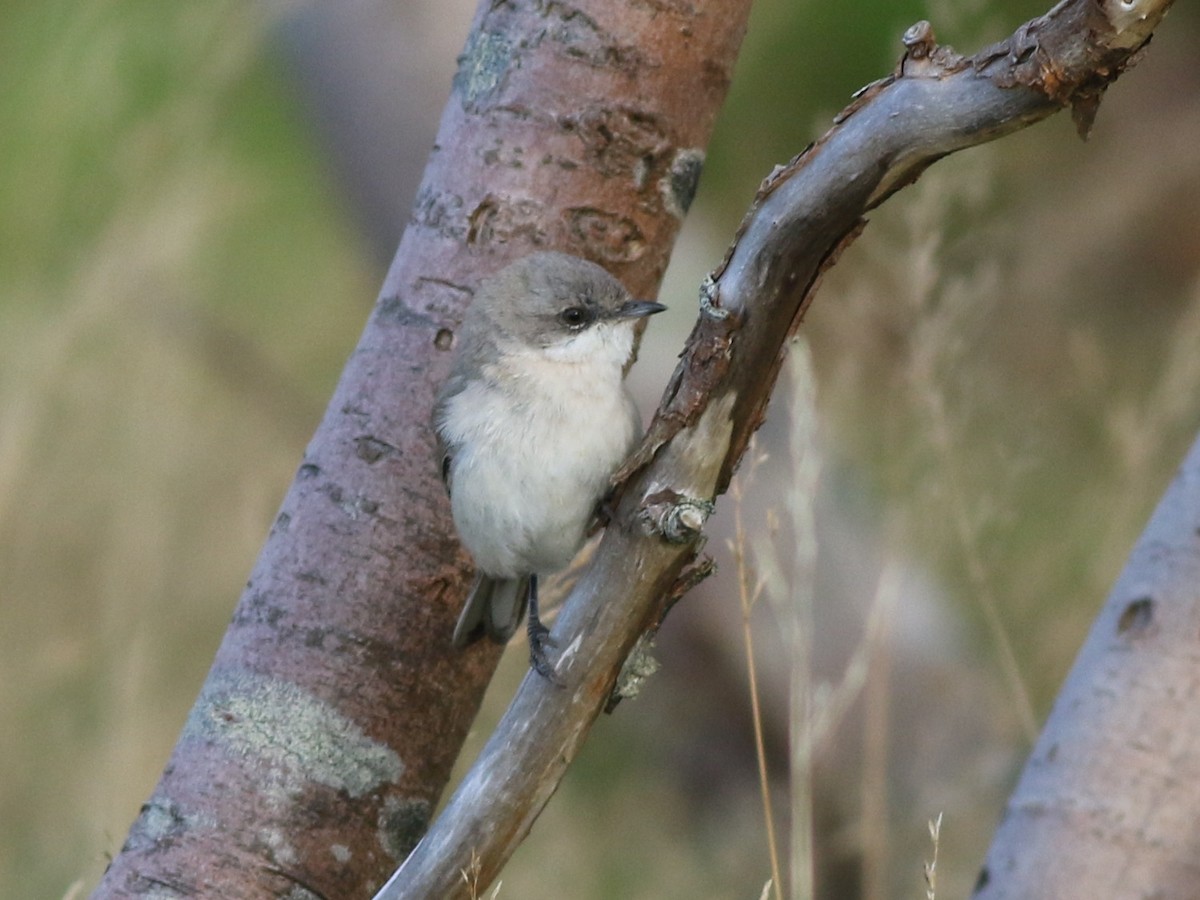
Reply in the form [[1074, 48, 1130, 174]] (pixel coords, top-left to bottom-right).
[[975, 430, 1200, 899], [91, 1, 751, 897]]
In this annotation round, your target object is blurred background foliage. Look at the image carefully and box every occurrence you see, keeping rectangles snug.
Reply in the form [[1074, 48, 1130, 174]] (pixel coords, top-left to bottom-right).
[[1, 0, 1197, 897]]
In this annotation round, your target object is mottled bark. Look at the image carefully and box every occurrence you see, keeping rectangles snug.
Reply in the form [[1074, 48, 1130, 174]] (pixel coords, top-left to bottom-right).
[[378, 0, 1175, 896], [92, 1, 750, 897]]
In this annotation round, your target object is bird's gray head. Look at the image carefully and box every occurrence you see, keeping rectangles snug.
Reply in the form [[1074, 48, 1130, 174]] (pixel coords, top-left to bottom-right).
[[474, 252, 665, 355]]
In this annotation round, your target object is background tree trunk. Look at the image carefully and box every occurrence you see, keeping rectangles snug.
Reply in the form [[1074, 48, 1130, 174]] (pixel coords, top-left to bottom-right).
[[91, 1, 752, 896], [975, 430, 1200, 899]]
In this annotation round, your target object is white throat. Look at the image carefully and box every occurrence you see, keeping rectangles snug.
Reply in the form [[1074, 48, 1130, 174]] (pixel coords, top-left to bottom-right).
[[540, 321, 635, 369]]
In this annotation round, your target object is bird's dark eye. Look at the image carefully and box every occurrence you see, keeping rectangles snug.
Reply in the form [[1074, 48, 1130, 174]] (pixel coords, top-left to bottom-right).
[[558, 306, 590, 329]]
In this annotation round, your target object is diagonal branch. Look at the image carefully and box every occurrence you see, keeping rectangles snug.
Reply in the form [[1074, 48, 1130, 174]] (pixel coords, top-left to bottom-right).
[[379, 0, 1174, 896]]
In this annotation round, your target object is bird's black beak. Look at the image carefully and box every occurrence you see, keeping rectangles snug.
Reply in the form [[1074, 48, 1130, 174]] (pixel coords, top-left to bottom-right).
[[616, 299, 667, 319]]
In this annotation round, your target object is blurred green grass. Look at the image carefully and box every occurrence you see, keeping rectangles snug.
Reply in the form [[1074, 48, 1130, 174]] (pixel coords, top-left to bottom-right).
[[0, 1, 375, 895]]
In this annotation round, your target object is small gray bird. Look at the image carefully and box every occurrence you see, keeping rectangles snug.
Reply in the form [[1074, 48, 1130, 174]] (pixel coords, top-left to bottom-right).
[[434, 252, 665, 679]]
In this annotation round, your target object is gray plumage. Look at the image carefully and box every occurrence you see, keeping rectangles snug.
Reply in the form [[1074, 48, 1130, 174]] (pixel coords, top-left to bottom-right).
[[433, 252, 664, 662]]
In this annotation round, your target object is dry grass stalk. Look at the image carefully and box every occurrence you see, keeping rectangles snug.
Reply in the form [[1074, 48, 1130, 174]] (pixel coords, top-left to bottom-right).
[[924, 812, 943, 900]]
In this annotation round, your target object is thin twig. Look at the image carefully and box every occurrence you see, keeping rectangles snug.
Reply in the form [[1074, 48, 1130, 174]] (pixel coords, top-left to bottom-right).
[[782, 348, 820, 900], [860, 561, 899, 900], [731, 467, 785, 900], [924, 388, 1038, 742]]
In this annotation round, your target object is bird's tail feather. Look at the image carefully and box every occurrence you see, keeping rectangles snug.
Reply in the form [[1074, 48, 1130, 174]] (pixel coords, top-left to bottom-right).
[[452, 574, 529, 647]]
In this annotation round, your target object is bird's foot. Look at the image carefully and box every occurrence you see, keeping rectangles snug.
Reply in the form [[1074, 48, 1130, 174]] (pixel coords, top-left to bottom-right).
[[528, 621, 563, 687]]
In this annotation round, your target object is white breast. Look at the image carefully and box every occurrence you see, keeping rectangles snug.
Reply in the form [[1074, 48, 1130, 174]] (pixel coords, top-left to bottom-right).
[[440, 322, 642, 577]]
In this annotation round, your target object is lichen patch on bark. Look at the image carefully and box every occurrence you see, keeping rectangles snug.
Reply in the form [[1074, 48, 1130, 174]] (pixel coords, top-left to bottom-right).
[[185, 672, 404, 799]]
